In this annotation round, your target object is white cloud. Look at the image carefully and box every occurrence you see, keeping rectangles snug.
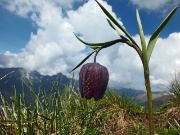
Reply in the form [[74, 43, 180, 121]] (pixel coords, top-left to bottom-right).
[[2, 0, 85, 18], [85, 32, 180, 91], [130, 0, 180, 13], [1, 0, 121, 76], [67, 0, 122, 42], [0, 53, 12, 67], [149, 33, 180, 87], [1, 0, 180, 91]]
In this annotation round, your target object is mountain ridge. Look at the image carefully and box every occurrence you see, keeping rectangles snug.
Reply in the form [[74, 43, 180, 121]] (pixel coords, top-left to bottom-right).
[[0, 67, 173, 107], [0, 67, 74, 100]]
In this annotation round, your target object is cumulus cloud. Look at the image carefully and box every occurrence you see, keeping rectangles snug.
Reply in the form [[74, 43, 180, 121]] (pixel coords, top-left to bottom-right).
[[2, 0, 86, 18], [1, 0, 180, 91], [149, 33, 180, 86], [85, 31, 180, 91], [0, 54, 11, 67], [130, 0, 180, 13], [0, 0, 121, 75]]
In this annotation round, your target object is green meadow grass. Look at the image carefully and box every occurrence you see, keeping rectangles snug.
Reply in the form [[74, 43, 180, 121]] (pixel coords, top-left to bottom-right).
[[0, 80, 179, 135]]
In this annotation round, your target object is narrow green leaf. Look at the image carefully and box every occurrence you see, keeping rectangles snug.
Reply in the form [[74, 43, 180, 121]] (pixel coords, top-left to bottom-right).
[[95, 0, 137, 46], [120, 35, 134, 47], [107, 18, 116, 30], [147, 6, 178, 63], [107, 19, 130, 41], [136, 9, 148, 66], [74, 33, 121, 47], [70, 51, 95, 73], [120, 35, 130, 42], [90, 46, 99, 50]]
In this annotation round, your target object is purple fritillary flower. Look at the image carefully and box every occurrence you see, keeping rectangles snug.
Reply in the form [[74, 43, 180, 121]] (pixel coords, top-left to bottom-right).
[[79, 63, 109, 101]]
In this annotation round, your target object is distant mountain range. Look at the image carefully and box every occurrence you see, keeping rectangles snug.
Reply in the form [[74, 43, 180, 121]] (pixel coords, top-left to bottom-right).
[[0, 67, 75, 101], [0, 67, 173, 108]]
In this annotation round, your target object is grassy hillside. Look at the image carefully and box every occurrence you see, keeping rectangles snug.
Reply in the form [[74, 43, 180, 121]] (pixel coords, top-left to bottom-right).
[[0, 80, 180, 134]]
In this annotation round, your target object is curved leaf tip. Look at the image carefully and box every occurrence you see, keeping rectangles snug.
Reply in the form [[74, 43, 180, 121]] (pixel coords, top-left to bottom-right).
[[147, 6, 178, 63]]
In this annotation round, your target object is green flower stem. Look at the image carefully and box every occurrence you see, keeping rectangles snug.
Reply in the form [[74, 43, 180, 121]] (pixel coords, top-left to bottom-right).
[[144, 67, 154, 135], [94, 48, 101, 63], [131, 43, 143, 63]]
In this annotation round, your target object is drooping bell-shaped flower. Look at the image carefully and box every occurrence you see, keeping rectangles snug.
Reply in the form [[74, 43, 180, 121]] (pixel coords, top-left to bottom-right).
[[79, 63, 109, 101]]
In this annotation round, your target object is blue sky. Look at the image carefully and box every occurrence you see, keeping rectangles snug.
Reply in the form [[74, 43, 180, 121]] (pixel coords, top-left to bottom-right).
[[107, 0, 180, 37], [1, 0, 180, 53], [0, 0, 180, 91], [0, 7, 36, 53]]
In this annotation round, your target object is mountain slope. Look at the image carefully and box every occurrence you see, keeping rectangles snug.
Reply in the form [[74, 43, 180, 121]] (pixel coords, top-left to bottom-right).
[[0, 67, 74, 101]]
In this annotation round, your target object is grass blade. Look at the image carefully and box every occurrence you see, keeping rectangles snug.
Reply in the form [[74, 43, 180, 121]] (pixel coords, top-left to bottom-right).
[[147, 6, 178, 63], [18, 94, 22, 135]]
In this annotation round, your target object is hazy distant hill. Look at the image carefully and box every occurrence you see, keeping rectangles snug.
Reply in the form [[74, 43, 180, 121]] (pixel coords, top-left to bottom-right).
[[135, 91, 174, 108], [113, 87, 145, 98], [113, 88, 174, 108]]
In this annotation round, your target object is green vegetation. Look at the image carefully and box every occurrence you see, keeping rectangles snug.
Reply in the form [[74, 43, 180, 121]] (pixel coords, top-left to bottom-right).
[[0, 78, 180, 135], [169, 72, 180, 106]]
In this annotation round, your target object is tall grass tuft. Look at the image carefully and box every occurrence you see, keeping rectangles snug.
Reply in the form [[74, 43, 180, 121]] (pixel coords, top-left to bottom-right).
[[169, 72, 180, 105], [0, 79, 147, 135], [1, 78, 180, 134]]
